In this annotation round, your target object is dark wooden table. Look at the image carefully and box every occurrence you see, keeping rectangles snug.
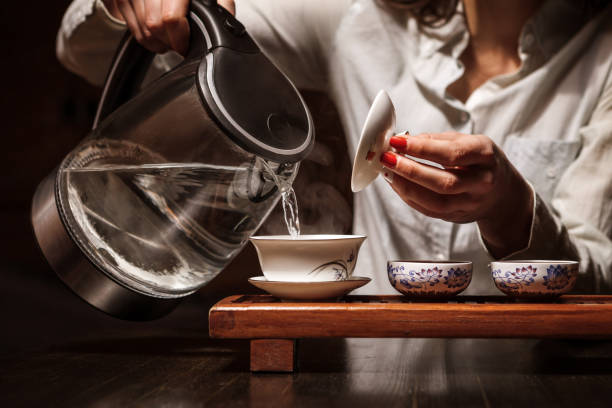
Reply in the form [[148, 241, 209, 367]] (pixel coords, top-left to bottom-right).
[[2, 263, 612, 407]]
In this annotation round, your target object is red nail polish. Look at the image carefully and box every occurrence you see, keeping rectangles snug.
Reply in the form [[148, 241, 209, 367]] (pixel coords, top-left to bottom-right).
[[365, 150, 375, 161], [380, 151, 397, 167], [390, 136, 407, 149]]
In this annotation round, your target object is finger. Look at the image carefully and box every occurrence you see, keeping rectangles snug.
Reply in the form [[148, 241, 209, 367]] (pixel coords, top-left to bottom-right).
[[387, 175, 480, 219], [104, 0, 124, 21], [403, 132, 471, 169], [132, 0, 150, 37], [380, 152, 495, 195], [410, 131, 462, 140], [133, 0, 169, 53], [117, 0, 145, 42], [219, 0, 236, 15], [144, 0, 172, 49], [389, 133, 495, 167], [162, 0, 190, 56], [116, 0, 166, 53]]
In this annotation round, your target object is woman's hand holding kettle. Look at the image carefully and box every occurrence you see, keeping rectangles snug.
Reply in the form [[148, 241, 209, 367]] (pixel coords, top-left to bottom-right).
[[103, 0, 236, 56]]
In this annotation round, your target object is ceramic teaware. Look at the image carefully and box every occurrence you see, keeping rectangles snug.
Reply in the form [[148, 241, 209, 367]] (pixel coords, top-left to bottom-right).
[[490, 260, 578, 297], [387, 260, 473, 297], [249, 235, 366, 282], [248, 276, 371, 300], [351, 90, 395, 192], [351, 89, 443, 192]]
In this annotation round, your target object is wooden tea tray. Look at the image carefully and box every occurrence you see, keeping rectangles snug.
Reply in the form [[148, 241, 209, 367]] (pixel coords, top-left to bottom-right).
[[208, 294, 612, 372]]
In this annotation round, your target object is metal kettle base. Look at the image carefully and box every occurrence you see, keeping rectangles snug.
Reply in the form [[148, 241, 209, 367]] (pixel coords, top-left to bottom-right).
[[31, 170, 182, 321]]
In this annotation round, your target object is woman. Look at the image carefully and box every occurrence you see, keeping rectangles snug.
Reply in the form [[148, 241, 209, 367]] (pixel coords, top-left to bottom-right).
[[57, 0, 612, 294]]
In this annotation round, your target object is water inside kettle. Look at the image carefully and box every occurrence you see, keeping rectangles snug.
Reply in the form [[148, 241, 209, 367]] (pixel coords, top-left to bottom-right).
[[58, 140, 286, 296]]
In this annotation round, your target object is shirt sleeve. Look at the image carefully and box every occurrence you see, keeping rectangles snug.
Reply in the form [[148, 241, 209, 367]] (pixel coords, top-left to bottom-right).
[[57, 0, 351, 89], [235, 0, 351, 90], [482, 73, 612, 292], [56, 0, 126, 86]]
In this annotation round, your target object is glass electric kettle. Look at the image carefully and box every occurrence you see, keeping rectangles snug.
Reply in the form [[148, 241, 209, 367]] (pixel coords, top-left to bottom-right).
[[31, 0, 314, 320]]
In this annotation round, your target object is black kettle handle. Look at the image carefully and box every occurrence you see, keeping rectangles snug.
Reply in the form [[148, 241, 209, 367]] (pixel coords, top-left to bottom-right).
[[93, 0, 238, 129]]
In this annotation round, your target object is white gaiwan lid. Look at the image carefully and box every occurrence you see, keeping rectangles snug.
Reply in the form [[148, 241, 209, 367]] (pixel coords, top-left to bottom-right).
[[351, 90, 396, 192]]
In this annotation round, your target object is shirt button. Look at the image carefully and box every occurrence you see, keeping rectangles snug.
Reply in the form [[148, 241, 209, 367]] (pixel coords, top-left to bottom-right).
[[546, 167, 557, 178], [459, 112, 470, 123]]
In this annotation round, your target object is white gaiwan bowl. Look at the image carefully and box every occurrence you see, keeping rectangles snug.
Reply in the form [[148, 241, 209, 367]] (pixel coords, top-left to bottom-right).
[[491, 260, 578, 298], [387, 260, 473, 298], [250, 235, 367, 282]]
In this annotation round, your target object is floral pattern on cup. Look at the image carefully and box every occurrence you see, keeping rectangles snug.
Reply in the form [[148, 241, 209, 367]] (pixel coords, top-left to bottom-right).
[[444, 268, 471, 289], [308, 250, 355, 281], [387, 261, 472, 297], [491, 261, 578, 297], [543, 265, 573, 290], [491, 266, 537, 291]]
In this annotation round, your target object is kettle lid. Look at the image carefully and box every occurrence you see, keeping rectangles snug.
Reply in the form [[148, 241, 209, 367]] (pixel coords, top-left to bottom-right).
[[194, 6, 314, 163]]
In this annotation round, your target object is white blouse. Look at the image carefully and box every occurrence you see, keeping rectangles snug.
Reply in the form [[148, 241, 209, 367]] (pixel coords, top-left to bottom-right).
[[57, 0, 612, 294]]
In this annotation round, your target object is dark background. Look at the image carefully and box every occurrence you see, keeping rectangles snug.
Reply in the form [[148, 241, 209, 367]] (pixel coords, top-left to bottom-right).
[[0, 1, 351, 349], [2, 4, 612, 407]]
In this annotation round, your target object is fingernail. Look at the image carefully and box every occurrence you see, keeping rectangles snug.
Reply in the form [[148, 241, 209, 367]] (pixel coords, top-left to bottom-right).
[[389, 136, 407, 149], [380, 151, 397, 167], [383, 172, 394, 183], [365, 150, 375, 161]]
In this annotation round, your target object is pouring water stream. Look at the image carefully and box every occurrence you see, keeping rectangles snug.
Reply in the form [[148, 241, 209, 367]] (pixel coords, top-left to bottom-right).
[[261, 160, 301, 238]]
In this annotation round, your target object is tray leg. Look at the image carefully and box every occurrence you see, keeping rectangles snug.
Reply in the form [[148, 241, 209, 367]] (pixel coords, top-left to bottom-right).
[[250, 339, 296, 372]]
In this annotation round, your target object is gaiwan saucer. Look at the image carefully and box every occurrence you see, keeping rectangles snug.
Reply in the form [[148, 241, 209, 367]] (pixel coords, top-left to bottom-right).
[[248, 276, 371, 301], [351, 90, 396, 192]]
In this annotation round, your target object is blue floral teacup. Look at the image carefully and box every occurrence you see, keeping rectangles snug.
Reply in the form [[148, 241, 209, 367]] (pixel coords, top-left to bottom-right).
[[387, 260, 472, 298], [490, 260, 578, 298]]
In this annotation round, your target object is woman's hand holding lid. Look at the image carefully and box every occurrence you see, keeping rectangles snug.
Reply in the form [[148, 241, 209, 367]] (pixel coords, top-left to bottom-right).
[[380, 131, 534, 258]]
